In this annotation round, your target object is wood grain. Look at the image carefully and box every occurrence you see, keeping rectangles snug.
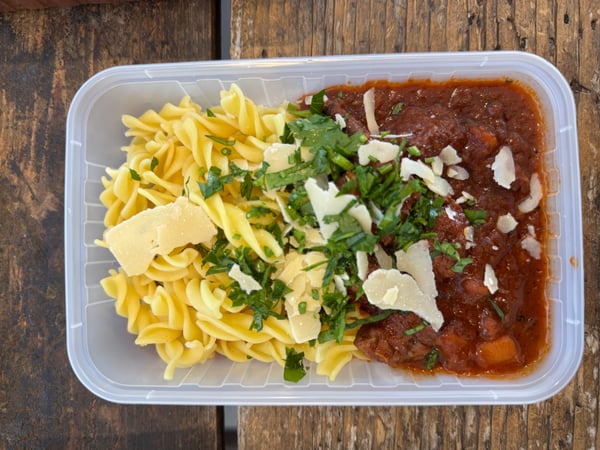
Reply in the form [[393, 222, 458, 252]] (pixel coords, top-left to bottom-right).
[[230, 1, 600, 449], [0, 1, 221, 449]]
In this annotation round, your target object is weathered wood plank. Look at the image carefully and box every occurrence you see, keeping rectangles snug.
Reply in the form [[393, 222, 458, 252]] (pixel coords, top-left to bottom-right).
[[230, 0, 600, 449], [0, 2, 221, 449]]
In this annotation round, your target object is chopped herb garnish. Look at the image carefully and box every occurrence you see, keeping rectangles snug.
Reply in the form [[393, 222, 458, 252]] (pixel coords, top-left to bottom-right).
[[206, 108, 216, 117], [488, 298, 505, 322], [407, 145, 421, 157], [465, 209, 487, 226], [198, 166, 232, 199], [298, 301, 307, 314], [430, 240, 473, 273], [392, 102, 404, 115], [309, 89, 326, 114], [129, 168, 141, 181], [404, 321, 428, 336], [425, 348, 440, 370], [150, 156, 159, 172], [246, 205, 277, 219], [207, 135, 236, 146], [284, 348, 307, 382]]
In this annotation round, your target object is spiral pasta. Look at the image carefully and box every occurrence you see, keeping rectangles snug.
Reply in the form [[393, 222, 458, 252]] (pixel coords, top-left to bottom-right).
[[98, 85, 366, 381]]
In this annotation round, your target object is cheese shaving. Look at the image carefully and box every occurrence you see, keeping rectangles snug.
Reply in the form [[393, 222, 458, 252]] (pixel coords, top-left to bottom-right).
[[105, 197, 216, 276], [394, 239, 438, 299], [492, 145, 516, 189], [439, 145, 462, 165], [497, 213, 518, 233], [521, 236, 542, 259], [518, 173, 543, 213], [357, 140, 400, 165], [228, 264, 262, 293], [484, 264, 499, 294], [363, 87, 379, 135], [363, 268, 444, 331]]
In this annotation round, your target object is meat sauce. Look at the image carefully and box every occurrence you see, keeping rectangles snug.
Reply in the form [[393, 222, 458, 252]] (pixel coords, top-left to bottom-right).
[[323, 80, 549, 375]]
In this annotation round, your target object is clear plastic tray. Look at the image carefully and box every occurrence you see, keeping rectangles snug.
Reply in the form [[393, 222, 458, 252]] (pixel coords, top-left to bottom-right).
[[65, 51, 583, 405]]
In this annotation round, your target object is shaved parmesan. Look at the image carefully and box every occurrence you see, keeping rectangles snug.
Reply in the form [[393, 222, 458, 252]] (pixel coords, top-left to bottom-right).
[[456, 191, 475, 204], [484, 264, 499, 294], [492, 145, 516, 189], [518, 173, 543, 213], [357, 140, 400, 165], [400, 157, 454, 197], [445, 206, 458, 221], [228, 264, 262, 293], [394, 239, 438, 299], [430, 156, 444, 176], [363, 87, 379, 135], [334, 113, 346, 129], [464, 225, 475, 249], [304, 178, 372, 240], [425, 175, 454, 197], [401, 158, 435, 183], [356, 251, 369, 280], [497, 213, 518, 233], [521, 236, 542, 259], [105, 196, 216, 276], [439, 145, 462, 165], [373, 244, 393, 269], [447, 165, 469, 180], [363, 268, 444, 331]]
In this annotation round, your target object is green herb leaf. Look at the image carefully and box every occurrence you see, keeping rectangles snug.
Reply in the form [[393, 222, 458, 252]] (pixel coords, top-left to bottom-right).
[[392, 102, 404, 115], [198, 166, 232, 199], [465, 209, 487, 226], [298, 301, 307, 314], [206, 108, 216, 118], [425, 347, 439, 370], [403, 321, 428, 336], [284, 348, 307, 382], [488, 298, 505, 322], [129, 168, 141, 181], [150, 157, 159, 172], [309, 89, 326, 115], [207, 135, 236, 146]]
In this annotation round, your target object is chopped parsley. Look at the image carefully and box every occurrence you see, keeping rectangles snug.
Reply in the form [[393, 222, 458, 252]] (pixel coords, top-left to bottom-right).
[[465, 208, 487, 226], [430, 240, 473, 273], [425, 348, 440, 370], [198, 166, 232, 199], [488, 298, 505, 322], [284, 348, 307, 382], [129, 168, 141, 181]]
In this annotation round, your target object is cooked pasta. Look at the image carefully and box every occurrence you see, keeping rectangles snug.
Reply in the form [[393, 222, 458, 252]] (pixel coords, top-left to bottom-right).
[[97, 85, 366, 382]]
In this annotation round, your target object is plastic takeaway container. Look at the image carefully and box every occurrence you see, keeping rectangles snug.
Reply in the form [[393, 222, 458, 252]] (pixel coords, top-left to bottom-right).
[[64, 51, 584, 405]]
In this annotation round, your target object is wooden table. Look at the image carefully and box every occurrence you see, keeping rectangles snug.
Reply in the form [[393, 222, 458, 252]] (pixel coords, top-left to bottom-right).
[[1, 1, 598, 448]]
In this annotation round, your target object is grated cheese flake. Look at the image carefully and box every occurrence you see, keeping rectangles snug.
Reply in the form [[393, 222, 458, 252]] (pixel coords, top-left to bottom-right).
[[518, 173, 543, 213], [492, 145, 516, 189], [363, 87, 379, 135], [484, 264, 499, 294], [497, 213, 519, 233], [357, 140, 400, 165], [363, 268, 444, 331]]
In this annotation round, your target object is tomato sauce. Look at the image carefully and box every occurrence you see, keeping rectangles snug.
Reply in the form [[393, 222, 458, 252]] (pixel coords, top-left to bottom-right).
[[323, 80, 549, 375]]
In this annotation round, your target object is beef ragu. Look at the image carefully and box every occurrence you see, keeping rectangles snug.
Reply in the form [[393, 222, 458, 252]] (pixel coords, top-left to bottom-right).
[[322, 80, 549, 375]]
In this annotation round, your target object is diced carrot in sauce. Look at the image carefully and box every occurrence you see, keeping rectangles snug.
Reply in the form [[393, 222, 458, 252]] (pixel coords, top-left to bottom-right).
[[476, 335, 523, 368]]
